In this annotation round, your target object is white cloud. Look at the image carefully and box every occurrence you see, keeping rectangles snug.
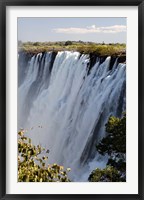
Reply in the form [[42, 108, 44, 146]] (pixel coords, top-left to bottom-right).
[[53, 25, 126, 34], [87, 25, 96, 29]]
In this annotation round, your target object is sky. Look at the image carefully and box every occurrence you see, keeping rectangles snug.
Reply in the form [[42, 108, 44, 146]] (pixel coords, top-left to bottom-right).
[[18, 18, 126, 43]]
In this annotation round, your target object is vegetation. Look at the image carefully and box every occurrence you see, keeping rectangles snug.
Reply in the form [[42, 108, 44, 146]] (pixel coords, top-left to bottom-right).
[[18, 130, 70, 182], [18, 113, 126, 182], [88, 166, 123, 182], [88, 113, 126, 182], [18, 40, 126, 56]]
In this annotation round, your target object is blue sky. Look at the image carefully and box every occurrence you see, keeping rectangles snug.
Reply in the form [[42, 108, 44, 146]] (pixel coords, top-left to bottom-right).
[[18, 18, 126, 43]]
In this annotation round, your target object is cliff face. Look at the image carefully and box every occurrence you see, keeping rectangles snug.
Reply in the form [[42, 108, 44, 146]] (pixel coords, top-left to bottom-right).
[[19, 50, 126, 67], [89, 52, 126, 72]]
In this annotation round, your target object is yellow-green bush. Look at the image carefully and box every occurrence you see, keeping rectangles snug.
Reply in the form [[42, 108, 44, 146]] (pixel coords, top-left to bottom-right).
[[18, 130, 71, 182], [18, 41, 126, 56]]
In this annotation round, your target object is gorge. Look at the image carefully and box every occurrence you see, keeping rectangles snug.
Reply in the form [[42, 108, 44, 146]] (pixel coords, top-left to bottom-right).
[[18, 50, 126, 181]]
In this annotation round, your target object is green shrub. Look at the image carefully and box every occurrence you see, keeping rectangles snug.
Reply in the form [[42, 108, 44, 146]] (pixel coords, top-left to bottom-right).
[[88, 113, 126, 182], [88, 166, 123, 182], [65, 41, 73, 46]]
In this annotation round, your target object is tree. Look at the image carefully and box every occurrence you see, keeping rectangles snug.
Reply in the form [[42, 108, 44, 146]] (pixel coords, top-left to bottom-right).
[[65, 41, 73, 46], [88, 113, 126, 182], [88, 166, 122, 182], [18, 130, 71, 182]]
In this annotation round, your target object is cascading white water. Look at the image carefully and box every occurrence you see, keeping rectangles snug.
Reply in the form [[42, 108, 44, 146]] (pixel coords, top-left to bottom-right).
[[18, 51, 126, 181]]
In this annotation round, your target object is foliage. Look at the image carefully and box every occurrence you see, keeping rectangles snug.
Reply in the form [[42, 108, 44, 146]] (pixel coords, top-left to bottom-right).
[[88, 113, 126, 182], [33, 42, 41, 46], [97, 114, 126, 156], [18, 41, 126, 56], [65, 41, 73, 46], [18, 130, 71, 182], [88, 166, 125, 182]]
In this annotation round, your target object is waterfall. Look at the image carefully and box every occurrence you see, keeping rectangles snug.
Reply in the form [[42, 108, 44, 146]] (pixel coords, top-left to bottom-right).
[[18, 51, 126, 181]]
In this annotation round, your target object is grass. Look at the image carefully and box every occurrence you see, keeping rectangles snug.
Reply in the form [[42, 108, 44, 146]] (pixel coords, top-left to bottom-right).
[[18, 41, 126, 56]]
